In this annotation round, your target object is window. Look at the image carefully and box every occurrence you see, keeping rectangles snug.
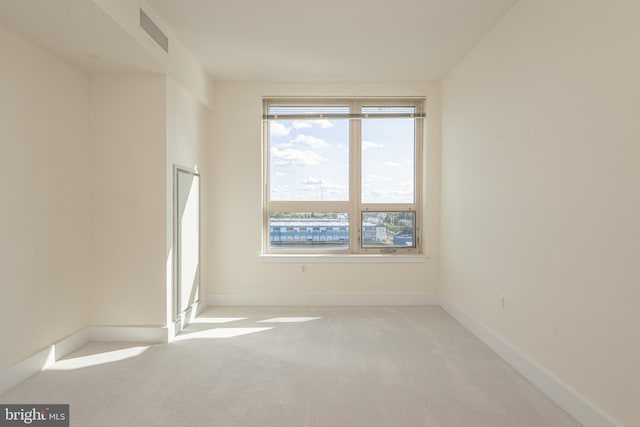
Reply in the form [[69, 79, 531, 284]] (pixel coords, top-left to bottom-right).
[[263, 98, 425, 254]]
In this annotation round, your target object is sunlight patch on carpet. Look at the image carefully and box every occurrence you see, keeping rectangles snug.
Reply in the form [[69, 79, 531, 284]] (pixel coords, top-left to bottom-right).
[[48, 346, 149, 370]]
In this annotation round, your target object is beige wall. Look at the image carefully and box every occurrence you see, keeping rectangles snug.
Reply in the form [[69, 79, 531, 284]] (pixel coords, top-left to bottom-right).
[[207, 82, 440, 299], [88, 74, 211, 328], [89, 73, 167, 326], [166, 78, 211, 322], [441, 0, 640, 425], [0, 9, 212, 370], [0, 24, 91, 370]]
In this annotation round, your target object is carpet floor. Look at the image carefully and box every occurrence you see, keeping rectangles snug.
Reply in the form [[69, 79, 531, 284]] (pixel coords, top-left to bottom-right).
[[0, 306, 581, 426]]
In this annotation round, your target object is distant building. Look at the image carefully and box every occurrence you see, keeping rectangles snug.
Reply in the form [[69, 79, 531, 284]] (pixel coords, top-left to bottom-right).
[[362, 222, 387, 242], [270, 218, 349, 245], [392, 232, 413, 246]]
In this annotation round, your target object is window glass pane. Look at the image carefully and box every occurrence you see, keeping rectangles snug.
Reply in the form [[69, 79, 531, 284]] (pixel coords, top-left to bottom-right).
[[268, 212, 349, 250], [361, 118, 415, 203], [269, 119, 349, 201], [361, 211, 415, 248]]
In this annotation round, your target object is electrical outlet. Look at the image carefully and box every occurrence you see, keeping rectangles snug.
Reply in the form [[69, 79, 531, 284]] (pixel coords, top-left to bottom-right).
[[301, 265, 306, 273], [500, 295, 506, 310]]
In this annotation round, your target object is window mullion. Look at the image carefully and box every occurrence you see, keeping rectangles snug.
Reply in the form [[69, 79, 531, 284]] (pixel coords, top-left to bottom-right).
[[350, 101, 362, 254], [414, 110, 423, 253], [360, 204, 417, 211]]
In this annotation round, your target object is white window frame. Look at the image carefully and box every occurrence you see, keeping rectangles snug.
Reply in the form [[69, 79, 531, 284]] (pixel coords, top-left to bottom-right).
[[262, 98, 425, 255]]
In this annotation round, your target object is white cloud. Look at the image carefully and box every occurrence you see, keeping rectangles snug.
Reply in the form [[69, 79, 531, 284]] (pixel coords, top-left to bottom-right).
[[362, 182, 414, 203], [273, 171, 288, 177], [271, 147, 325, 167], [270, 122, 291, 137], [362, 140, 384, 150], [303, 177, 322, 185], [292, 120, 334, 129], [394, 182, 414, 196], [318, 120, 334, 128], [301, 177, 348, 198], [292, 121, 312, 129], [324, 187, 347, 195], [366, 174, 391, 182], [293, 134, 329, 149], [271, 185, 291, 195], [384, 161, 400, 168]]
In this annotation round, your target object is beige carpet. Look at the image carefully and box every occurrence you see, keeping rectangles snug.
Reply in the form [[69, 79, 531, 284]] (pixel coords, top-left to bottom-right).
[[0, 306, 581, 426]]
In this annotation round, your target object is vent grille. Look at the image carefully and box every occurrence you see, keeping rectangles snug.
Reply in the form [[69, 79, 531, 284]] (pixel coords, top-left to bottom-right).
[[140, 9, 168, 53]]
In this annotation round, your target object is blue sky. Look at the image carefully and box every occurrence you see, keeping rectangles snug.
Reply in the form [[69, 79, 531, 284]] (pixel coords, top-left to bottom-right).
[[269, 118, 415, 203]]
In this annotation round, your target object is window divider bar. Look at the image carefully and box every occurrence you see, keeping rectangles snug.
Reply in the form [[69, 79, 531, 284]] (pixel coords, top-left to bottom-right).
[[263, 113, 425, 121], [351, 100, 362, 254]]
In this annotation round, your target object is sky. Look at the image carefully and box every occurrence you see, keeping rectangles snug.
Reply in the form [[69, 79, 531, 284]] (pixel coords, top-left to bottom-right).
[[269, 118, 415, 204]]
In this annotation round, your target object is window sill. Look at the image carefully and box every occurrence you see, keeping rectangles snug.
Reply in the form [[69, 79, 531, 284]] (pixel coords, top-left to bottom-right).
[[259, 254, 429, 264]]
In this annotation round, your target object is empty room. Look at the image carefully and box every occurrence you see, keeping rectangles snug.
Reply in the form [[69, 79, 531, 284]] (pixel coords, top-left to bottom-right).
[[0, 0, 638, 426]]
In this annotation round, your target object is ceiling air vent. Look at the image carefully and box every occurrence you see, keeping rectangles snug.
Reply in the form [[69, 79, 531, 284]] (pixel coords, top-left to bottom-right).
[[140, 9, 168, 53]]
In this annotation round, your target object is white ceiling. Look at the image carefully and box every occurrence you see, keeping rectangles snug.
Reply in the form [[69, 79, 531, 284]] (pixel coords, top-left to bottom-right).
[[147, 0, 518, 82], [0, 0, 517, 82], [0, 0, 162, 74]]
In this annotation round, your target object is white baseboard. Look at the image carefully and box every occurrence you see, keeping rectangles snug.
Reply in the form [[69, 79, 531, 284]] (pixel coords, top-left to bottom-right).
[[170, 299, 207, 340], [0, 347, 54, 395], [207, 292, 440, 306], [0, 324, 170, 394], [88, 325, 169, 343], [0, 328, 89, 394], [194, 297, 208, 316], [440, 299, 621, 427], [54, 328, 91, 360]]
